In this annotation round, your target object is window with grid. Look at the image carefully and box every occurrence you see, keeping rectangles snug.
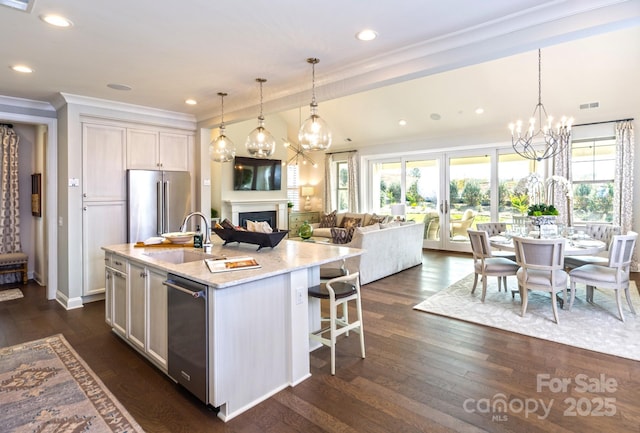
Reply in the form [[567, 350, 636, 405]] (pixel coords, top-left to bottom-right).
[[287, 164, 301, 210], [571, 136, 616, 223]]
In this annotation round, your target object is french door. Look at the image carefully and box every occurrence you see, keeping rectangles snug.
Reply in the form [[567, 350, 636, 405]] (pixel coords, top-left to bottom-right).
[[368, 148, 543, 252]]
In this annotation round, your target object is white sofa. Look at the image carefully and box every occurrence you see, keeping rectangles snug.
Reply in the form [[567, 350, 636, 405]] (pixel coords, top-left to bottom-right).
[[317, 220, 425, 284]]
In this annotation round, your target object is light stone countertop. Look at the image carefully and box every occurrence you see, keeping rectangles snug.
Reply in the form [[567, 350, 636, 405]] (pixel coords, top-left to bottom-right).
[[103, 239, 363, 289]]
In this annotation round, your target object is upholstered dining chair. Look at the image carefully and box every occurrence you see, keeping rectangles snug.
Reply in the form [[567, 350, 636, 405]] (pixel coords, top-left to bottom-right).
[[512, 236, 568, 324], [308, 272, 365, 375], [467, 229, 520, 302], [476, 222, 506, 236], [475, 222, 515, 261], [568, 231, 638, 322], [564, 223, 621, 270]]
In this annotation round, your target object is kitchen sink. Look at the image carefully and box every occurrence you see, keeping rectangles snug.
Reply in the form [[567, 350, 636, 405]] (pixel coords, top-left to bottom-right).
[[144, 249, 215, 264]]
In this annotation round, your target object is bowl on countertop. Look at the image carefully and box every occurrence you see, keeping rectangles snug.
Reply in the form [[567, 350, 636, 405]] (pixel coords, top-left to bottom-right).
[[162, 232, 195, 244]]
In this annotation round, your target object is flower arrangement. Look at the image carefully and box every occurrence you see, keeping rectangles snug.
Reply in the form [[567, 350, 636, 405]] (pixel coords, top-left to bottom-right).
[[527, 203, 559, 216]]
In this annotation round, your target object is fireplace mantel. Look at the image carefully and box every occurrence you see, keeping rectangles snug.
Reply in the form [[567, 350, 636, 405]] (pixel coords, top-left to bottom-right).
[[223, 199, 289, 229]]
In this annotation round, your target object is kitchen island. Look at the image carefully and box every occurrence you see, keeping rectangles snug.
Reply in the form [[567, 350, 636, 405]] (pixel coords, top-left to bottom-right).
[[102, 239, 363, 422]]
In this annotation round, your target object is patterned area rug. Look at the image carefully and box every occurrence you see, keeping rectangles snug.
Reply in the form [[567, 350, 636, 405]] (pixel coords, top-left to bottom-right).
[[0, 288, 23, 302], [414, 274, 640, 361], [0, 334, 145, 432]]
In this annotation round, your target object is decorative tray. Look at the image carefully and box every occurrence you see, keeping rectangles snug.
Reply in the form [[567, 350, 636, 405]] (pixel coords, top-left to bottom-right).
[[213, 228, 288, 251]]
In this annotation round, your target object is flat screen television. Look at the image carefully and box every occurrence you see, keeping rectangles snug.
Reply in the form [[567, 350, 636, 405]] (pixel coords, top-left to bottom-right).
[[233, 156, 282, 191]]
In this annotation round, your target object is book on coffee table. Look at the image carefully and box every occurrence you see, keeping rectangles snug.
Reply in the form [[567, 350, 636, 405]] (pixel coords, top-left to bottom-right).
[[205, 256, 261, 273]]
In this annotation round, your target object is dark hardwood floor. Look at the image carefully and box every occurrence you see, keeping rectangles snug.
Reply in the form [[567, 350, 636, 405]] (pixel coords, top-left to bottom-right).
[[1, 250, 639, 433]]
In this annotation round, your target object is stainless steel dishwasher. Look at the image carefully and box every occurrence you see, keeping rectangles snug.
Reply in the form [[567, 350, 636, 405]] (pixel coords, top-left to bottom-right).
[[164, 273, 208, 404]]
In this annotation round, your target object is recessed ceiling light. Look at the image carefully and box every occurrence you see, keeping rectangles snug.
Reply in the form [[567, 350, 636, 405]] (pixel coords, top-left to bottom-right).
[[40, 14, 73, 27], [398, 119, 407, 126], [430, 113, 441, 121], [107, 83, 132, 91], [475, 107, 485, 114], [11, 65, 33, 73], [185, 99, 197, 105], [356, 29, 377, 41]]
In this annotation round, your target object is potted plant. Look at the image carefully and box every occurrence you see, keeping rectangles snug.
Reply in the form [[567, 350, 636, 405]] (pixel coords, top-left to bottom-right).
[[527, 203, 559, 227], [287, 201, 294, 212], [211, 208, 220, 226], [510, 193, 529, 215]]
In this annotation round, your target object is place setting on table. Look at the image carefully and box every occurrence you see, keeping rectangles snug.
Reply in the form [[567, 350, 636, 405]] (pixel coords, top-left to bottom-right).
[[488, 224, 607, 256]]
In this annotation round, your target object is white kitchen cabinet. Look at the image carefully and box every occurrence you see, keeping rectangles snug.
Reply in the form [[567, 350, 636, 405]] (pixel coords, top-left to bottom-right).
[[147, 267, 168, 370], [82, 123, 127, 201], [128, 261, 147, 351], [127, 129, 190, 171], [105, 254, 168, 371], [104, 257, 114, 326], [83, 201, 126, 296], [110, 264, 127, 337]]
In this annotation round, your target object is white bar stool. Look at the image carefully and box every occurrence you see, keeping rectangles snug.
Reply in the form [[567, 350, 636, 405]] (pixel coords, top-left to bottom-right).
[[308, 272, 365, 375]]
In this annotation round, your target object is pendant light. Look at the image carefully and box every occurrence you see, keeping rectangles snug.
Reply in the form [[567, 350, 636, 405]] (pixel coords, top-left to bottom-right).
[[298, 58, 332, 151], [245, 78, 276, 158], [209, 92, 236, 163]]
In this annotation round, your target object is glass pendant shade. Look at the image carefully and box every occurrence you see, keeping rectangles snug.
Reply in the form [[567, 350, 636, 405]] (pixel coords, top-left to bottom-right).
[[298, 58, 331, 151], [210, 92, 236, 163], [209, 125, 235, 163], [298, 110, 332, 151], [246, 118, 276, 158], [246, 78, 276, 158]]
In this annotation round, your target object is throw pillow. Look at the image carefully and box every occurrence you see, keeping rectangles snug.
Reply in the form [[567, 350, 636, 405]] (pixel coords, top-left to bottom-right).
[[330, 227, 350, 244], [367, 213, 387, 225], [340, 216, 362, 230], [319, 210, 337, 228]]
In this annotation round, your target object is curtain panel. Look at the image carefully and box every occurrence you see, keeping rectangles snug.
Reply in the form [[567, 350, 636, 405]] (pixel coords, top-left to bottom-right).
[[347, 152, 359, 213], [323, 154, 335, 213], [0, 125, 22, 284], [613, 120, 636, 271]]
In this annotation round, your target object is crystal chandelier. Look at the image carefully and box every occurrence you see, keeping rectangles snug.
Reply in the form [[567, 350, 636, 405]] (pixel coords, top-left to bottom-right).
[[245, 78, 276, 158], [209, 92, 236, 163], [298, 58, 332, 151], [509, 49, 573, 162]]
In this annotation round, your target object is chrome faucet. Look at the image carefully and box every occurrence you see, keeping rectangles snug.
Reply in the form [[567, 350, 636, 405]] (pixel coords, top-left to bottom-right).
[[179, 212, 212, 248]]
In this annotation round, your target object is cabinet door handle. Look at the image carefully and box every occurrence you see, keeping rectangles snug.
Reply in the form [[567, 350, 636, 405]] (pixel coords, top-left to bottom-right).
[[83, 206, 87, 211], [139, 272, 146, 278]]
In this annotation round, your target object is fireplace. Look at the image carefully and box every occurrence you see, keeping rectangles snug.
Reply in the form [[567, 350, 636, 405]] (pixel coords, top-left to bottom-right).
[[223, 199, 289, 231], [238, 211, 277, 229]]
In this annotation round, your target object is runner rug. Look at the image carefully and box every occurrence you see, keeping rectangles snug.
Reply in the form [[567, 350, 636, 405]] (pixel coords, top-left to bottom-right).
[[0, 288, 23, 302], [0, 334, 145, 432], [414, 274, 640, 361]]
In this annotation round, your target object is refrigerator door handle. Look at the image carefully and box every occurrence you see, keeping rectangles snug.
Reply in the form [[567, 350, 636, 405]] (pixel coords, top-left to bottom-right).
[[163, 181, 170, 233], [157, 181, 163, 235]]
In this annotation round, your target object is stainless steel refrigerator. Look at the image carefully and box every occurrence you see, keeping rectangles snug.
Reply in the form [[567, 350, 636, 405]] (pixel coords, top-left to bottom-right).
[[127, 169, 191, 242]]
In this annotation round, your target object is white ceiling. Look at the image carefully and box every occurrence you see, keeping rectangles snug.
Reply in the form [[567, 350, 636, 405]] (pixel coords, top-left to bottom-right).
[[1, 0, 639, 149]]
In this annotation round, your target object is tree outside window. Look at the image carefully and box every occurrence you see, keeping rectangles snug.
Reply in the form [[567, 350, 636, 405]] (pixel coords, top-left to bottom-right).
[[571, 137, 615, 223]]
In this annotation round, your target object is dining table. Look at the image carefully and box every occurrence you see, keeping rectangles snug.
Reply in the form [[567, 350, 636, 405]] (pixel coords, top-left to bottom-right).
[[489, 234, 607, 256], [488, 233, 607, 309]]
